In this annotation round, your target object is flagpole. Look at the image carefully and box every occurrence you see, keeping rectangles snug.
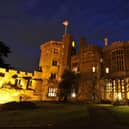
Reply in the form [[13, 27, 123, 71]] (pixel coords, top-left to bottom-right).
[[65, 25, 67, 35], [63, 20, 69, 35]]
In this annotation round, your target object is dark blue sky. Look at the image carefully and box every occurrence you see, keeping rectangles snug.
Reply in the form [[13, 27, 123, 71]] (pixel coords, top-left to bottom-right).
[[0, 0, 129, 72]]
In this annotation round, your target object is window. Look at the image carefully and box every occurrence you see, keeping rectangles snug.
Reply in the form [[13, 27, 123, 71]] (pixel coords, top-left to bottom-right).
[[106, 81, 112, 92], [52, 60, 57, 66], [48, 88, 57, 97], [72, 41, 75, 47], [111, 49, 125, 72], [15, 79, 21, 85], [54, 48, 58, 54], [0, 72, 5, 77], [50, 73, 56, 80]]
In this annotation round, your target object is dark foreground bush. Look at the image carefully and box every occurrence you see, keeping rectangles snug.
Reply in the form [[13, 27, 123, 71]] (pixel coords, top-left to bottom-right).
[[100, 100, 112, 104], [113, 100, 128, 106], [0, 101, 37, 110]]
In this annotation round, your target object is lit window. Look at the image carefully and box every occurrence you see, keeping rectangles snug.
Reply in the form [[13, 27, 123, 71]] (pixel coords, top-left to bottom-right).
[[92, 66, 96, 73], [106, 82, 112, 92], [105, 67, 109, 74], [48, 88, 57, 97], [72, 67, 78, 72], [72, 41, 75, 47], [71, 92, 76, 98]]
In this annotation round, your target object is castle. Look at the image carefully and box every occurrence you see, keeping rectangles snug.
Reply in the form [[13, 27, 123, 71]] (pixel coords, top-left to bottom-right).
[[0, 33, 129, 103]]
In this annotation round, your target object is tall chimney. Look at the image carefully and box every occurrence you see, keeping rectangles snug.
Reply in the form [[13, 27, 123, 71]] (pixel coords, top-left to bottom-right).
[[104, 37, 108, 47], [79, 37, 87, 48]]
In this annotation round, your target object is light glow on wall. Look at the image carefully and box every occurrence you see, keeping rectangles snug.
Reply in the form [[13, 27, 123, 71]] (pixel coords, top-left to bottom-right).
[[92, 66, 96, 73], [117, 93, 122, 100], [71, 92, 76, 98], [114, 92, 122, 101], [105, 67, 109, 74], [0, 88, 23, 104], [72, 67, 78, 73]]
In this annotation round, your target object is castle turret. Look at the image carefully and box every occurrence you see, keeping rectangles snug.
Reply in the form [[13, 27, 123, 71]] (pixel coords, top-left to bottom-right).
[[62, 34, 73, 71]]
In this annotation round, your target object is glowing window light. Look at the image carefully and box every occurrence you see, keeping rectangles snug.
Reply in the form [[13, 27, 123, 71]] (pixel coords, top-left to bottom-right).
[[48, 88, 57, 97], [72, 67, 78, 73], [105, 67, 109, 74], [71, 92, 76, 98], [115, 92, 122, 100], [72, 41, 75, 47], [92, 66, 96, 73], [100, 58, 103, 63], [117, 93, 122, 100]]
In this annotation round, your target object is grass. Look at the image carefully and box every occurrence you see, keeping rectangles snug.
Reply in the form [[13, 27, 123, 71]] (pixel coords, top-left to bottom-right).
[[95, 104, 113, 107], [108, 105, 129, 126], [96, 104, 129, 126], [0, 102, 129, 127], [0, 102, 89, 127]]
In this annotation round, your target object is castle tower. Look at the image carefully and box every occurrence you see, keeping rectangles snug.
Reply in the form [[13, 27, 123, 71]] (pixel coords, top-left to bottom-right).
[[79, 37, 87, 52], [62, 34, 73, 71], [39, 41, 63, 80]]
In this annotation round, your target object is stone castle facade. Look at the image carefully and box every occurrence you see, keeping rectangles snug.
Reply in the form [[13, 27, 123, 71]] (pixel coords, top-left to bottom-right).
[[71, 37, 129, 102], [0, 34, 129, 103]]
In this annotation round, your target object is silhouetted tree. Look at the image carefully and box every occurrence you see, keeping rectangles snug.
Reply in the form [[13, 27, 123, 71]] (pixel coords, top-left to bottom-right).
[[58, 70, 79, 102], [0, 41, 11, 68]]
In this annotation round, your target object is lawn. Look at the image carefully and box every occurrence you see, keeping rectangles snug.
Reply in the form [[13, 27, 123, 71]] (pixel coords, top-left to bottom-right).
[[107, 105, 129, 126], [0, 102, 129, 128], [95, 104, 129, 127], [0, 102, 89, 127]]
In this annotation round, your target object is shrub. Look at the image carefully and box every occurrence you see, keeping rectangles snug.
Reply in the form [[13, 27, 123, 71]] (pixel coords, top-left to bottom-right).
[[100, 100, 112, 104], [0, 101, 37, 110], [113, 100, 127, 106]]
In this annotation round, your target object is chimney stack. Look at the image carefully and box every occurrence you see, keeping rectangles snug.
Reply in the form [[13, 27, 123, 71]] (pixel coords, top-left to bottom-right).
[[104, 37, 108, 47], [80, 37, 87, 48]]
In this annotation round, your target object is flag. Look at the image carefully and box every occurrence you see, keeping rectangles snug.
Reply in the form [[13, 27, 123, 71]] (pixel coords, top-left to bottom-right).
[[62, 20, 69, 26]]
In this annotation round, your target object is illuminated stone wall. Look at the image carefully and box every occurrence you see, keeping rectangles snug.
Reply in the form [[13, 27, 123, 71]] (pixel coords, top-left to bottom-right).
[[39, 40, 63, 80], [103, 40, 129, 102], [38, 37, 129, 102], [39, 40, 63, 100], [71, 43, 103, 102], [71, 39, 129, 102], [0, 67, 43, 103], [2, 36, 128, 103], [38, 34, 73, 101], [71, 55, 80, 73]]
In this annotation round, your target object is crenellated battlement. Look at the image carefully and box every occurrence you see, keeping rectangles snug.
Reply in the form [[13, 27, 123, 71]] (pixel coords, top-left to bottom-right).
[[0, 67, 43, 103]]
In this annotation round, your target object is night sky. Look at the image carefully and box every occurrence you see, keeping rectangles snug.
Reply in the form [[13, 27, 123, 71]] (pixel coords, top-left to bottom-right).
[[0, 0, 129, 72]]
